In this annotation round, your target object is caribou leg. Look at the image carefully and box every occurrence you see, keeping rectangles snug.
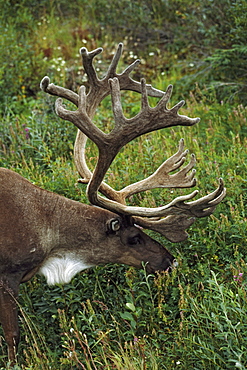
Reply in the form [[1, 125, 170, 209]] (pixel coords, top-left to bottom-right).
[[0, 277, 20, 364]]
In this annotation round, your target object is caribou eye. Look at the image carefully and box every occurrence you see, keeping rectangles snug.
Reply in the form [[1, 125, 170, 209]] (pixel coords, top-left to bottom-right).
[[107, 218, 121, 233], [128, 234, 141, 246]]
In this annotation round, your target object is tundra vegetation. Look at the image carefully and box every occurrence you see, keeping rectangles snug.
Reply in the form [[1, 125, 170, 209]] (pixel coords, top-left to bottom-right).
[[0, 0, 247, 369]]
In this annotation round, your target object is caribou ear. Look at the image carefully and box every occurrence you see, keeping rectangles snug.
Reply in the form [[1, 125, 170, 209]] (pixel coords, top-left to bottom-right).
[[107, 218, 121, 233]]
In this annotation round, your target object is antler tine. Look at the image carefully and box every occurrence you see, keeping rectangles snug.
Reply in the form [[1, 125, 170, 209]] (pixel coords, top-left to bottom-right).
[[140, 78, 149, 110], [121, 59, 141, 76], [80, 46, 103, 86], [105, 42, 124, 77], [157, 84, 173, 108], [40, 76, 79, 106]]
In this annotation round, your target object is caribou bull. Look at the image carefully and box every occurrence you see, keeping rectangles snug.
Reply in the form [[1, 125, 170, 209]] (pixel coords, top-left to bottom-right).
[[0, 43, 225, 363]]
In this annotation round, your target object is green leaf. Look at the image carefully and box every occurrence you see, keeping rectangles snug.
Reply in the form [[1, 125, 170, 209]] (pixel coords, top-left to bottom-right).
[[126, 302, 136, 312]]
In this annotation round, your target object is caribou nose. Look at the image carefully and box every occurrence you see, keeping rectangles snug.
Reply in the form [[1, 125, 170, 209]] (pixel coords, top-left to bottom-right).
[[172, 259, 179, 268], [164, 258, 178, 273]]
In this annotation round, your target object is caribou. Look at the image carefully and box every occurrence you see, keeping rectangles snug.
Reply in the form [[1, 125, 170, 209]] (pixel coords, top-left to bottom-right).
[[0, 43, 226, 363]]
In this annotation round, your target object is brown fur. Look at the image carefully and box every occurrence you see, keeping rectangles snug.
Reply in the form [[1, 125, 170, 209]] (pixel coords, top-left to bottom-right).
[[0, 167, 174, 362]]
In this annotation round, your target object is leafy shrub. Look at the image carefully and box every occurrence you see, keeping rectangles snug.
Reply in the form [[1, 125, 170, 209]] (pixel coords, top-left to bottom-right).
[[0, 4, 49, 107]]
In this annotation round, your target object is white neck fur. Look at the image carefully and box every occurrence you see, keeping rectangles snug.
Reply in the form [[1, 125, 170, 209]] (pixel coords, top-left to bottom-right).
[[39, 253, 93, 285]]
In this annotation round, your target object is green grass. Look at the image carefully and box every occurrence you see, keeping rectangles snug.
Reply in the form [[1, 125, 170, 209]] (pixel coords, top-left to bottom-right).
[[1, 2, 247, 369]]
